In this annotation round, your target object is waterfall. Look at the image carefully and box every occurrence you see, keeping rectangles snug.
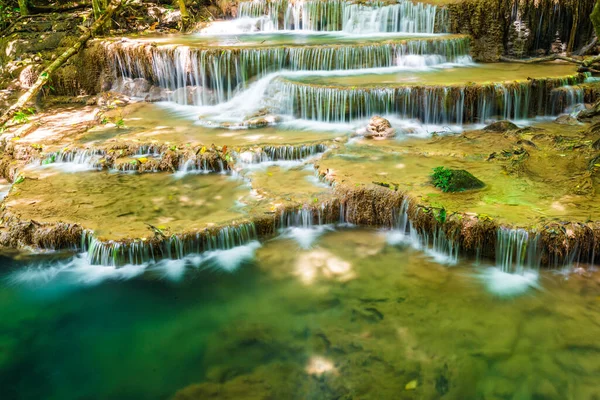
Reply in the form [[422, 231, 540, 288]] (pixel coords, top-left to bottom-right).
[[388, 199, 459, 265], [279, 207, 323, 228], [236, 144, 328, 164], [275, 74, 589, 124], [237, 0, 447, 33], [107, 37, 471, 106], [496, 228, 541, 273], [278, 206, 336, 249], [83, 223, 258, 266], [40, 149, 106, 171], [174, 157, 226, 177], [550, 86, 585, 115]]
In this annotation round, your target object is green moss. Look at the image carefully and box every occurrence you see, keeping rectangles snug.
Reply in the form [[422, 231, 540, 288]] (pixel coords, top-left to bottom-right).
[[592, 0, 600, 38], [431, 167, 485, 193]]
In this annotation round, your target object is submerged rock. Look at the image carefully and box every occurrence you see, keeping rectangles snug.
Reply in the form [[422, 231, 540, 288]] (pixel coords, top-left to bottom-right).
[[357, 116, 396, 140], [172, 86, 214, 105], [483, 120, 519, 133], [112, 77, 151, 98], [431, 167, 485, 192], [554, 114, 580, 125], [145, 86, 169, 102]]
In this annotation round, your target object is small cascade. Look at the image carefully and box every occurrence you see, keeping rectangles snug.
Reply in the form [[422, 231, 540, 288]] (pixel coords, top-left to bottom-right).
[[388, 199, 459, 265], [175, 157, 226, 177], [278, 206, 335, 249], [41, 149, 106, 170], [107, 37, 471, 106], [496, 228, 542, 273], [276, 74, 589, 124], [237, 0, 447, 34], [237, 144, 328, 164], [481, 227, 542, 296], [83, 223, 258, 266], [279, 206, 323, 228], [550, 86, 585, 115]]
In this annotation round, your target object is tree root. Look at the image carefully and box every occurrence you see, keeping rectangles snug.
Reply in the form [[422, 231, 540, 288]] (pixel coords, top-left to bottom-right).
[[499, 54, 584, 65]]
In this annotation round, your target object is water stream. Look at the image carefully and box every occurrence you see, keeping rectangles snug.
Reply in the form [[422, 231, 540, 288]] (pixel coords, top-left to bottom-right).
[[2, 228, 600, 400], [2, 1, 599, 398]]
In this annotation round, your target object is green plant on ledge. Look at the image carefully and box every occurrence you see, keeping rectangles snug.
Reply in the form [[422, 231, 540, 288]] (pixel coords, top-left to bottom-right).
[[431, 166, 453, 192]]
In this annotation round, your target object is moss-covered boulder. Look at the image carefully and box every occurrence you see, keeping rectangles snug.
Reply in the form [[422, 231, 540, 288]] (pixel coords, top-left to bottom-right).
[[483, 120, 519, 133], [431, 167, 485, 193]]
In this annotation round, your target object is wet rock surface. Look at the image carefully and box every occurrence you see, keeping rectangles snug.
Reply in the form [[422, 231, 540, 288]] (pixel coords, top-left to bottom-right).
[[431, 167, 485, 193], [358, 116, 396, 140], [483, 120, 519, 132]]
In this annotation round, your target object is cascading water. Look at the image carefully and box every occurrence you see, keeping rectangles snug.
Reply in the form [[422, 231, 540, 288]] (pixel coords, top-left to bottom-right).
[[236, 144, 328, 164], [481, 227, 542, 296], [388, 199, 459, 265], [278, 206, 335, 249], [107, 37, 471, 106], [274, 74, 589, 124], [238, 0, 446, 33], [496, 227, 542, 273], [83, 223, 258, 266]]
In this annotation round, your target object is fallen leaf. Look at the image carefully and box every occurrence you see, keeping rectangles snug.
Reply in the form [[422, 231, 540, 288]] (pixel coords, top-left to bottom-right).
[[405, 380, 418, 390]]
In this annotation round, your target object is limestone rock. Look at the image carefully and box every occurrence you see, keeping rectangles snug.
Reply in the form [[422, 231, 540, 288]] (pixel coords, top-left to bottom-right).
[[358, 116, 396, 139], [483, 120, 519, 133], [554, 114, 580, 126], [18, 65, 37, 88], [171, 86, 214, 105], [113, 78, 151, 98], [145, 86, 169, 102]]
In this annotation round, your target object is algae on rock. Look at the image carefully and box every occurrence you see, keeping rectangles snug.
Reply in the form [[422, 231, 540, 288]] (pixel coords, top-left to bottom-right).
[[431, 167, 485, 193]]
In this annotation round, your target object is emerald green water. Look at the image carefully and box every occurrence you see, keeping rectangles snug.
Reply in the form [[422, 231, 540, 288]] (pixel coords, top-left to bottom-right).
[[1, 229, 600, 400]]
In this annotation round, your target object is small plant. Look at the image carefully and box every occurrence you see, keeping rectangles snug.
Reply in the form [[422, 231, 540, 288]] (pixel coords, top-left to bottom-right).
[[431, 166, 453, 192], [13, 175, 25, 184], [114, 118, 125, 129], [12, 108, 35, 125], [42, 154, 56, 165], [434, 207, 447, 224]]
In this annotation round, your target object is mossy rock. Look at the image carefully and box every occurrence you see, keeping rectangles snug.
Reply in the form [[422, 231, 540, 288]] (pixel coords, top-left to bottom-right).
[[431, 167, 485, 193], [483, 120, 519, 133]]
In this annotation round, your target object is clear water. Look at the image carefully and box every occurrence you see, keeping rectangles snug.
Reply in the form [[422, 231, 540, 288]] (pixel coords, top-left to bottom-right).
[[2, 228, 600, 400]]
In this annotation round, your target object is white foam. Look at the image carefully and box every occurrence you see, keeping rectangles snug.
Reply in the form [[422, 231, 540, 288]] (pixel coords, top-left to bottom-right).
[[199, 17, 276, 34], [279, 225, 335, 249], [153, 259, 187, 282], [7, 255, 147, 287], [480, 267, 539, 297], [201, 241, 262, 272], [385, 229, 457, 266]]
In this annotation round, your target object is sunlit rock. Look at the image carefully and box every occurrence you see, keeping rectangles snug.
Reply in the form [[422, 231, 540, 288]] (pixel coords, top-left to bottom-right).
[[483, 120, 519, 133], [306, 356, 337, 376], [357, 116, 396, 140], [295, 249, 354, 284]]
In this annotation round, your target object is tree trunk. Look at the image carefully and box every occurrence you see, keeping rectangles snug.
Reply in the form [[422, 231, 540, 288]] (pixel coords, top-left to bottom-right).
[[499, 54, 583, 65], [178, 0, 192, 31], [178, 0, 189, 18], [0, 0, 123, 127], [592, 0, 600, 39], [567, 5, 579, 54], [18, 0, 29, 16]]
